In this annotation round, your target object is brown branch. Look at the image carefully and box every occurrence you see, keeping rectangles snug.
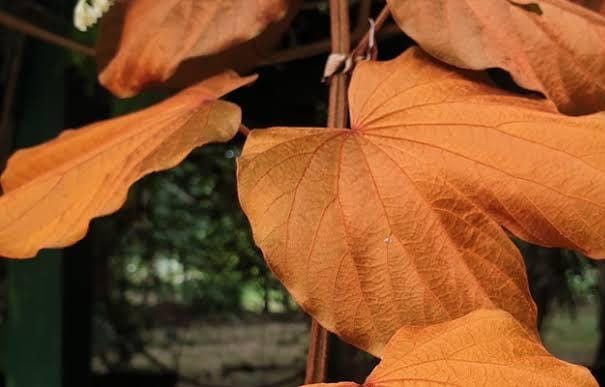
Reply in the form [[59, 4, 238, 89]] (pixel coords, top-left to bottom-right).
[[304, 0, 351, 384], [326, 0, 350, 129], [261, 0, 368, 67], [354, 0, 372, 37], [238, 124, 250, 137], [261, 38, 332, 66], [259, 5, 401, 66], [258, 0, 367, 66], [0, 34, 25, 172], [305, 319, 330, 384], [351, 5, 391, 59], [0, 10, 95, 57], [260, 21, 400, 67]]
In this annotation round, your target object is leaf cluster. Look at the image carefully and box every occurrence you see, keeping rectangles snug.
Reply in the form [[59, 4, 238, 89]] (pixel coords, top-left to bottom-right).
[[2, 1, 605, 385]]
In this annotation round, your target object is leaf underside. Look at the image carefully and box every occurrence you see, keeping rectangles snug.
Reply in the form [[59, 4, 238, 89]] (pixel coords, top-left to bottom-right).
[[306, 310, 597, 387], [386, 0, 605, 114], [237, 47, 605, 356], [97, 0, 294, 97], [0, 71, 256, 258]]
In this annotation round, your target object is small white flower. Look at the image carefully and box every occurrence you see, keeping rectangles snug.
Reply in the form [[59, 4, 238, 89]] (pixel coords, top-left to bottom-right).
[[73, 0, 115, 32]]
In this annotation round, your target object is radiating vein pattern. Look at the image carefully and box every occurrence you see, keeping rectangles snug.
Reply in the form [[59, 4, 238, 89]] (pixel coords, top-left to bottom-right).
[[0, 72, 254, 258], [360, 310, 598, 387], [385, 0, 605, 114], [238, 48, 605, 357]]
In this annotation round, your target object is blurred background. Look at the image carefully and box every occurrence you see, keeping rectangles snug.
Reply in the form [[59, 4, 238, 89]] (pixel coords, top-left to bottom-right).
[[0, 1, 604, 386]]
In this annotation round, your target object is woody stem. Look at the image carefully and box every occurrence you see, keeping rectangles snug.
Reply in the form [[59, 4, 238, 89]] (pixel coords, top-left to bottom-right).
[[0, 10, 95, 56], [303, 0, 350, 384], [238, 124, 250, 137], [350, 5, 391, 59]]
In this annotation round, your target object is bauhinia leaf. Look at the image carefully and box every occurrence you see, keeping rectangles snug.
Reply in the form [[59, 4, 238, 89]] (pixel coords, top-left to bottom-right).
[[386, 0, 605, 114], [0, 71, 256, 259], [97, 0, 294, 97], [237, 47, 605, 356], [306, 310, 597, 387]]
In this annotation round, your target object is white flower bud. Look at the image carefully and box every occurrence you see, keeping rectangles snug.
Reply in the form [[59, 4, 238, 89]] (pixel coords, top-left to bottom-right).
[[73, 0, 115, 32]]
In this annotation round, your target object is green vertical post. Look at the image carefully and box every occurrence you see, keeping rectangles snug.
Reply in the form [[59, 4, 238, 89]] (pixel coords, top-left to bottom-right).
[[4, 38, 66, 387]]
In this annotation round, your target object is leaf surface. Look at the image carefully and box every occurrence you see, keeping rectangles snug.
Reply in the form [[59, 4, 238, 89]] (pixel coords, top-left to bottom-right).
[[386, 0, 605, 114], [97, 0, 294, 97], [306, 310, 597, 387], [237, 47, 605, 356], [0, 71, 255, 259]]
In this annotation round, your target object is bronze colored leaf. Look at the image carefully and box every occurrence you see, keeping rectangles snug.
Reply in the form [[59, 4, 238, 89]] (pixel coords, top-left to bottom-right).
[[306, 310, 597, 387], [237, 47, 605, 356], [386, 0, 605, 114], [0, 71, 256, 258], [97, 0, 295, 97]]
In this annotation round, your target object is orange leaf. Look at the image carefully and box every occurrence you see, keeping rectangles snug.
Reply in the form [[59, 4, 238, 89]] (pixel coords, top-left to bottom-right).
[[97, 0, 294, 97], [305, 310, 597, 387], [237, 47, 605, 356], [386, 0, 605, 115], [0, 71, 256, 259]]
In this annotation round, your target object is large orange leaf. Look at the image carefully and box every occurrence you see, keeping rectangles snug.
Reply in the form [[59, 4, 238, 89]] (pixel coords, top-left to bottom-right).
[[0, 71, 255, 259], [386, 0, 605, 115], [237, 47, 605, 356], [306, 310, 597, 387], [97, 0, 294, 97]]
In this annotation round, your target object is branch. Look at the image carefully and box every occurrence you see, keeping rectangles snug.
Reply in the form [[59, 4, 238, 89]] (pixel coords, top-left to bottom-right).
[[0, 34, 25, 171], [260, 20, 399, 67], [238, 124, 251, 137], [351, 5, 391, 59], [327, 0, 350, 129], [261, 38, 332, 66], [0, 10, 95, 57], [354, 0, 372, 38], [305, 318, 331, 383], [304, 0, 351, 384], [261, 0, 368, 67]]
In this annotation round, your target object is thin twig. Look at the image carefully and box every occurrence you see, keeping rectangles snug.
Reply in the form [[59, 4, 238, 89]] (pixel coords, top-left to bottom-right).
[[354, 0, 372, 37], [351, 5, 391, 59], [238, 124, 250, 137], [260, 22, 400, 67], [305, 319, 330, 383], [0, 34, 25, 171], [261, 38, 332, 65], [326, 0, 350, 129], [261, 0, 367, 67], [304, 0, 351, 383], [0, 10, 95, 56]]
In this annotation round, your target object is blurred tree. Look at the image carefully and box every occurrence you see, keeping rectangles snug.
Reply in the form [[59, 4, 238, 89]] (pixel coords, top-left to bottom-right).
[[516, 240, 596, 329]]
